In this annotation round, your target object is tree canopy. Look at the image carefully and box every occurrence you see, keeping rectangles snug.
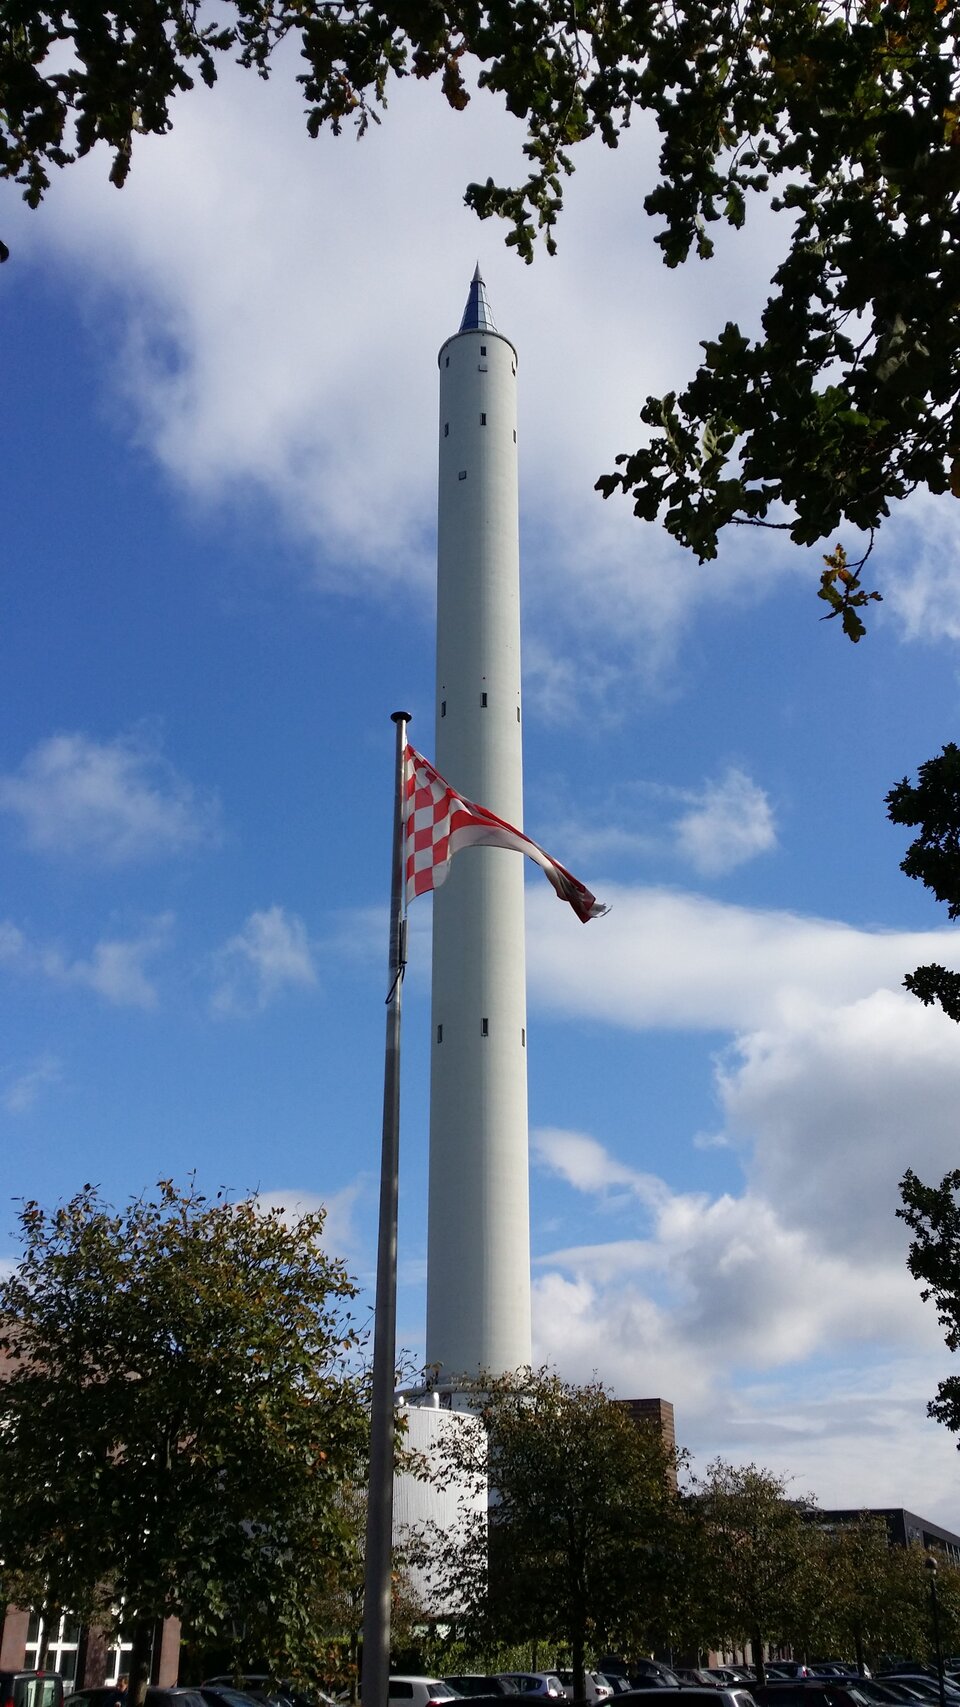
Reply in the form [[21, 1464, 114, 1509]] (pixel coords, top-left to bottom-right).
[[3, 0, 959, 617], [887, 744, 960, 1022], [899, 1167, 960, 1445], [414, 1369, 679, 1699], [0, 1178, 368, 1690]]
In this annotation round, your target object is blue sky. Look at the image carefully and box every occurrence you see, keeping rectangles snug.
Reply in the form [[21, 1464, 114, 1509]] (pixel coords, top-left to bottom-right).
[[5, 52, 960, 1525]]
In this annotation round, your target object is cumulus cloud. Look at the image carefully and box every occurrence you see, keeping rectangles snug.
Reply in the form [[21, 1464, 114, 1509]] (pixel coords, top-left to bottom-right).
[[13, 52, 810, 702], [0, 915, 169, 1007], [1, 1053, 63, 1115], [211, 905, 317, 1015], [524, 882, 960, 1032], [674, 767, 777, 875], [518, 878, 960, 1512], [0, 731, 219, 864], [536, 765, 776, 877]]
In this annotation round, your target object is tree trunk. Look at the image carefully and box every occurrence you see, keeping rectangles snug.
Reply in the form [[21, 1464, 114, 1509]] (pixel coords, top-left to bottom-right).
[[752, 1632, 766, 1688], [572, 1620, 586, 1704], [128, 1618, 154, 1707], [855, 1628, 865, 1678]]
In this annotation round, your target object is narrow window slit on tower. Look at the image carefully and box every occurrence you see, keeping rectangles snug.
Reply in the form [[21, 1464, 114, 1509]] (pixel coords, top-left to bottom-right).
[[516, 706, 520, 721], [437, 1024, 443, 1044], [480, 346, 487, 355], [459, 471, 467, 480], [480, 413, 487, 425], [513, 429, 517, 442], [441, 699, 446, 717], [480, 692, 488, 707], [522, 1028, 526, 1047], [444, 423, 449, 437], [445, 356, 450, 366], [481, 1017, 489, 1037]]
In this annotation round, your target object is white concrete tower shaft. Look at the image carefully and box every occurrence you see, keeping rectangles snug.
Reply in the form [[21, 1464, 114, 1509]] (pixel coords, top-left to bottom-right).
[[425, 268, 532, 1381]]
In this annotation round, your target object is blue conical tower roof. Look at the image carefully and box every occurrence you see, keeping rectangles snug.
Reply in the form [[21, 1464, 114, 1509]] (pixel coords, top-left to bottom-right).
[[459, 263, 498, 334]]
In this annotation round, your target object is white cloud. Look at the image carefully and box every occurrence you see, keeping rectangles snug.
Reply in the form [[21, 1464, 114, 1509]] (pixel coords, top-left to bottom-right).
[[536, 766, 776, 877], [525, 881, 960, 1032], [519, 878, 960, 1511], [674, 767, 777, 875], [1, 1053, 63, 1115], [0, 915, 169, 1008], [12, 53, 810, 704], [0, 731, 219, 864], [211, 905, 317, 1015]]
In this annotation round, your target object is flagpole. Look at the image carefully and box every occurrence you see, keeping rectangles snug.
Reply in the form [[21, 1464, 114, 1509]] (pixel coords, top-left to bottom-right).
[[361, 709, 410, 1707]]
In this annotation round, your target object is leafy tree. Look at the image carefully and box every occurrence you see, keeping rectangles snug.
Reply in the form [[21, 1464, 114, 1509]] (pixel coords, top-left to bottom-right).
[[887, 746, 960, 1023], [414, 1369, 679, 1700], [3, 2, 959, 616], [0, 1178, 368, 1697], [690, 1461, 817, 1683], [898, 1167, 960, 1445]]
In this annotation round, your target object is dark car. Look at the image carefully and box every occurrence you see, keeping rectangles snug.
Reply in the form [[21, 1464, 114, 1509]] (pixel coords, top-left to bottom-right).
[[625, 1668, 681, 1694], [1, 1676, 66, 1707], [752, 1684, 873, 1707], [612, 1689, 753, 1707], [66, 1692, 127, 1707]]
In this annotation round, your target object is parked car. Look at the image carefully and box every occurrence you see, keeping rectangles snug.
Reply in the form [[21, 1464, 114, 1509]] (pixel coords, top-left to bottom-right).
[[66, 1691, 127, 1707], [445, 1685, 518, 1699], [496, 1680, 564, 1700], [1, 1676, 65, 1707], [767, 1669, 813, 1682], [557, 1673, 613, 1703], [601, 1686, 634, 1700], [203, 1681, 336, 1707], [751, 1684, 874, 1707], [389, 1681, 462, 1707], [674, 1676, 720, 1691], [625, 1667, 681, 1694], [610, 1688, 753, 1707]]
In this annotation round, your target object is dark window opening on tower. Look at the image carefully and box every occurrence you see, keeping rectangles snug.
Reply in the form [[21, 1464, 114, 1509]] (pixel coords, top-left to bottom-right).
[[480, 345, 487, 355], [480, 692, 488, 707], [445, 356, 450, 367], [444, 423, 449, 437], [517, 706, 520, 721], [480, 413, 487, 425], [522, 1028, 526, 1047], [458, 471, 467, 480], [437, 1024, 443, 1044], [481, 1017, 489, 1037], [513, 429, 517, 443], [441, 699, 446, 717]]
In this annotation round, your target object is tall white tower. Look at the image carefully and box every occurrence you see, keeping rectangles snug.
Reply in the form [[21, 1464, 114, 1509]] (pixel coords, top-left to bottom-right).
[[425, 267, 532, 1383]]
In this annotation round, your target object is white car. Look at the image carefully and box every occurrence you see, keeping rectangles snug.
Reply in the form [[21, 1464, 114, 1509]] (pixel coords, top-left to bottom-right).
[[557, 1675, 613, 1703], [388, 1682, 462, 1707]]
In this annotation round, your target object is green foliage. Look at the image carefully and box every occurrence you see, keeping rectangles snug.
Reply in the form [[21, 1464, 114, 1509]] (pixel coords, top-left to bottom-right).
[[3, 2, 959, 609], [0, 1178, 369, 1684], [688, 1461, 818, 1680], [414, 1369, 680, 1697], [887, 745, 960, 1021], [899, 1168, 960, 1443]]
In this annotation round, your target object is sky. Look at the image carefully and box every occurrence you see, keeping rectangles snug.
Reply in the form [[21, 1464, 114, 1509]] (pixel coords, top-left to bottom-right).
[[5, 43, 960, 1530]]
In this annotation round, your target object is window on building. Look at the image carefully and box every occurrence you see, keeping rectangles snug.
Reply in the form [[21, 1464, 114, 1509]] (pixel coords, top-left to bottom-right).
[[522, 1028, 526, 1046], [480, 345, 487, 355], [481, 1017, 489, 1036], [445, 356, 450, 367], [513, 429, 517, 442], [458, 471, 467, 481], [480, 413, 486, 425], [437, 1024, 443, 1043], [480, 692, 488, 706], [444, 423, 449, 437], [441, 699, 446, 717]]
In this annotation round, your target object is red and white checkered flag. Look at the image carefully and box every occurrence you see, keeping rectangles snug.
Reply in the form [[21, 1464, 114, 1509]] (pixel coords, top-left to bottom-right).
[[402, 744, 607, 924]]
